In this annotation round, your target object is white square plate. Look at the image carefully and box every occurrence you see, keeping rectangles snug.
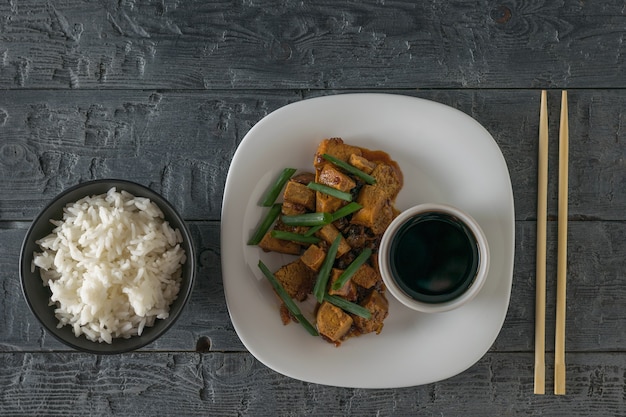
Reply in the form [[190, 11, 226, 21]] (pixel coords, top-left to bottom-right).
[[221, 93, 514, 388]]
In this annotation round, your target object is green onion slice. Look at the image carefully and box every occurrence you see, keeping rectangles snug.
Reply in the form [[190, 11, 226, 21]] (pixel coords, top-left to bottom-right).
[[281, 212, 333, 227], [294, 313, 319, 336], [270, 230, 321, 244], [303, 224, 323, 237], [303, 203, 363, 237], [323, 294, 372, 319], [331, 248, 372, 291], [307, 182, 352, 202], [247, 203, 281, 245], [313, 234, 342, 303], [260, 168, 297, 207], [258, 260, 318, 336], [322, 153, 377, 185], [330, 202, 362, 221]]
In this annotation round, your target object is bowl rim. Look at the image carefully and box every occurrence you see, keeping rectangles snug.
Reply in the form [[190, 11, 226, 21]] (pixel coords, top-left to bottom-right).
[[379, 203, 490, 314], [19, 179, 196, 354]]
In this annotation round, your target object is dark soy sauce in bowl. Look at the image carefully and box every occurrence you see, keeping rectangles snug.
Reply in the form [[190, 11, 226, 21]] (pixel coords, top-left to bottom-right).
[[389, 212, 479, 303]]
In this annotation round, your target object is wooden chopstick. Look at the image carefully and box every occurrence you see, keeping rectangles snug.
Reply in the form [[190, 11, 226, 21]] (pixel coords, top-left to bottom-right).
[[554, 90, 569, 395], [534, 90, 549, 395]]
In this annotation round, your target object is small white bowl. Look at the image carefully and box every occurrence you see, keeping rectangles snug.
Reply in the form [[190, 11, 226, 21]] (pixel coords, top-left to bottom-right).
[[379, 203, 490, 313]]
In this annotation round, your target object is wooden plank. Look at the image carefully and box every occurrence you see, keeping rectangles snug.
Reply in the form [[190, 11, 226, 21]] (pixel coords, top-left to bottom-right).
[[0, 1, 624, 89], [0, 90, 300, 221], [494, 220, 626, 352], [3, 221, 626, 353], [0, 351, 625, 416], [1, 89, 625, 221]]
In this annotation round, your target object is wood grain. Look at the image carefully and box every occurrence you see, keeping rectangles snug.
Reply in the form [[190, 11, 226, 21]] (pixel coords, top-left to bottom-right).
[[1, 90, 625, 221], [0, 90, 299, 221], [496, 221, 626, 353], [0, 1, 624, 90], [1, 1, 626, 413], [1, 352, 626, 416]]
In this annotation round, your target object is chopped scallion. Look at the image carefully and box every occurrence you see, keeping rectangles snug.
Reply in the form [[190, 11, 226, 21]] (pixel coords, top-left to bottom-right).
[[322, 153, 377, 185], [330, 202, 362, 221], [270, 230, 321, 244], [307, 182, 352, 202], [304, 203, 363, 237], [323, 294, 372, 319], [313, 234, 342, 303], [247, 203, 281, 245], [260, 168, 297, 207], [331, 248, 372, 291], [303, 224, 323, 237], [281, 212, 333, 227], [258, 260, 319, 336]]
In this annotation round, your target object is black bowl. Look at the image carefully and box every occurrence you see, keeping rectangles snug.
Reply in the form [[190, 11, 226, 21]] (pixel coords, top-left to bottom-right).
[[19, 179, 196, 354]]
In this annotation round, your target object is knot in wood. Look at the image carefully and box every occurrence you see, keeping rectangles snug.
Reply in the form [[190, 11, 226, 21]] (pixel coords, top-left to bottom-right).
[[0, 143, 26, 166], [196, 336, 212, 353], [490, 5, 512, 24], [269, 40, 293, 61]]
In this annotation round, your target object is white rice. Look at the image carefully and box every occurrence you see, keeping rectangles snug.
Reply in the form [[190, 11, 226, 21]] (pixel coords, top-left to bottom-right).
[[32, 187, 187, 344]]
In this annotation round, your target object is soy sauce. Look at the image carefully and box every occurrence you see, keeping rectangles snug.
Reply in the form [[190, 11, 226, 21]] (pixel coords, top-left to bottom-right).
[[389, 212, 479, 303]]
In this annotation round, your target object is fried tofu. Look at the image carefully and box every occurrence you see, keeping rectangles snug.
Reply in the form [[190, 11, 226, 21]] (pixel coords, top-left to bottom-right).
[[351, 263, 380, 289], [314, 138, 362, 168], [370, 163, 403, 200], [317, 163, 356, 192], [300, 244, 326, 272], [315, 192, 345, 214], [349, 154, 377, 174], [279, 304, 292, 325], [291, 172, 315, 185], [353, 289, 389, 335], [283, 181, 316, 211], [316, 224, 352, 258], [349, 162, 402, 235], [273, 259, 316, 302], [328, 268, 358, 301], [317, 301, 354, 342], [257, 138, 400, 345], [351, 184, 394, 235], [281, 200, 308, 216], [258, 232, 301, 255]]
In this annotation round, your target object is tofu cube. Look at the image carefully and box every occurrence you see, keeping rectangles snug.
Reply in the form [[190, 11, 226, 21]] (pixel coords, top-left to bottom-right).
[[258, 232, 301, 255], [314, 138, 363, 168], [315, 192, 345, 214], [353, 290, 389, 335], [351, 263, 380, 289], [273, 259, 316, 302], [316, 301, 354, 342], [328, 268, 357, 301], [316, 224, 351, 258], [283, 181, 316, 211], [370, 163, 403, 199], [317, 163, 356, 192], [351, 185, 394, 235], [349, 154, 377, 174], [300, 244, 326, 272]]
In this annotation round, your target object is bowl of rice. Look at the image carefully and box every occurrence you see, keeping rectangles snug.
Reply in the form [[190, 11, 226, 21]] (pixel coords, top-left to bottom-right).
[[20, 179, 196, 354]]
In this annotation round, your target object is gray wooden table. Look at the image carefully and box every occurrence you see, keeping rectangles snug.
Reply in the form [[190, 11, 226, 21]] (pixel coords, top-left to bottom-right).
[[1, 1, 625, 415]]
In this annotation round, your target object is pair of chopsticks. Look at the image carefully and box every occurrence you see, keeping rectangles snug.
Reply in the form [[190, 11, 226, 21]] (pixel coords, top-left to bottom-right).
[[534, 90, 569, 395]]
